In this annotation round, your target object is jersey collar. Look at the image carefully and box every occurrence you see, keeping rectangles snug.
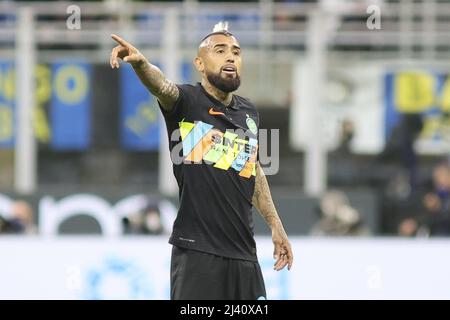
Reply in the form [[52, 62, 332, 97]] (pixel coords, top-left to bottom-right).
[[197, 82, 240, 110]]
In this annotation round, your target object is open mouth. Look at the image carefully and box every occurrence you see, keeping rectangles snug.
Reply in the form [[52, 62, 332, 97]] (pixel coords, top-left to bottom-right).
[[222, 65, 237, 74]]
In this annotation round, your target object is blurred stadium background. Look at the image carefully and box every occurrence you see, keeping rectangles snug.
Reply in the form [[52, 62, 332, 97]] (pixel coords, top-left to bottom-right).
[[1, 0, 450, 299]]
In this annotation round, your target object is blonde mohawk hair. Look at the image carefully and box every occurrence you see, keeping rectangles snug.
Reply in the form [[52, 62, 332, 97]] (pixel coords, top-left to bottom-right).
[[212, 21, 229, 33], [200, 21, 233, 43]]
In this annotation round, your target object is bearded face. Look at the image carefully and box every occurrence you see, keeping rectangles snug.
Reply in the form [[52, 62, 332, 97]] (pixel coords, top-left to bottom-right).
[[206, 68, 241, 93], [196, 34, 242, 93]]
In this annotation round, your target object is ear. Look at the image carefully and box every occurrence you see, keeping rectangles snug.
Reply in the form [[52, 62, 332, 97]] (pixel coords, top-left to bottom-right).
[[194, 57, 204, 73]]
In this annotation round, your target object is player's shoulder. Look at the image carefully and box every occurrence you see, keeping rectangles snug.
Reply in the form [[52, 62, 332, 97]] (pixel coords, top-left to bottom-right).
[[234, 94, 258, 112], [175, 83, 202, 103], [234, 94, 255, 107], [177, 83, 196, 90], [176, 83, 200, 94]]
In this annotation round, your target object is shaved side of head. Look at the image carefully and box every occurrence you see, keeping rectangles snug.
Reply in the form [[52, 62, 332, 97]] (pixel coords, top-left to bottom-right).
[[198, 36, 214, 57], [198, 33, 238, 56]]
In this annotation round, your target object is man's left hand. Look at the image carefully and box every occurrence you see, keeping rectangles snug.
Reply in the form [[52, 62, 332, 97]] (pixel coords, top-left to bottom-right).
[[272, 229, 293, 271]]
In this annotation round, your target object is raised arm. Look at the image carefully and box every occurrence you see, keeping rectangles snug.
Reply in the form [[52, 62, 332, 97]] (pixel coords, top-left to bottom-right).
[[110, 34, 179, 111], [253, 162, 293, 271]]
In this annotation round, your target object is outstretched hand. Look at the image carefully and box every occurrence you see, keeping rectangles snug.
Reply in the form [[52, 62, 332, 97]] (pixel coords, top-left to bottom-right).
[[110, 34, 146, 68], [272, 229, 293, 271]]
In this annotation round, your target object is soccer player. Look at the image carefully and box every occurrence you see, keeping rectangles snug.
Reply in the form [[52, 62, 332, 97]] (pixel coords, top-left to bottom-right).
[[110, 22, 293, 300]]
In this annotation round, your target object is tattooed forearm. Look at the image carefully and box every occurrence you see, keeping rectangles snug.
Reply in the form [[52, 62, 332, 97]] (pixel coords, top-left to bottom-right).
[[133, 61, 179, 111], [253, 163, 287, 235], [253, 163, 293, 270]]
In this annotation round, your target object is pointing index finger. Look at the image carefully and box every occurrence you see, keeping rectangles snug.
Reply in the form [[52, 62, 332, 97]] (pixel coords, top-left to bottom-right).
[[111, 34, 133, 48]]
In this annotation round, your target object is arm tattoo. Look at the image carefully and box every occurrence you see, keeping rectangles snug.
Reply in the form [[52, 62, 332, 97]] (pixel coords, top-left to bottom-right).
[[133, 62, 179, 112], [253, 163, 288, 236]]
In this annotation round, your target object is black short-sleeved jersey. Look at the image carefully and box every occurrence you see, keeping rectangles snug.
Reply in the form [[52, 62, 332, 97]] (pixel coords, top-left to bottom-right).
[[159, 83, 260, 261]]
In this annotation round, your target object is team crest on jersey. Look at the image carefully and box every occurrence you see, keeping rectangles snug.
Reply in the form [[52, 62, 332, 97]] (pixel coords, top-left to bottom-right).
[[245, 114, 258, 135]]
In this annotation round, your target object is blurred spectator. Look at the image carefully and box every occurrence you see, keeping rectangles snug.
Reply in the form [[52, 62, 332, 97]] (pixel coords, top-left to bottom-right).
[[375, 114, 424, 233], [310, 190, 370, 236], [122, 198, 164, 235], [334, 119, 354, 156], [379, 114, 424, 191], [398, 218, 419, 237], [422, 162, 450, 236], [328, 119, 358, 187], [0, 200, 37, 235], [397, 161, 450, 237]]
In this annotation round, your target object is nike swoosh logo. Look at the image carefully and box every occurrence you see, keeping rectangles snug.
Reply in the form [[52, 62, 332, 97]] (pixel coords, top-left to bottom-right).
[[209, 107, 225, 116]]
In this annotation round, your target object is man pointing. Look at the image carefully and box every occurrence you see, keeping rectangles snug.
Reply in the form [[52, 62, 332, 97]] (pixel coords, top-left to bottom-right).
[[110, 22, 293, 300]]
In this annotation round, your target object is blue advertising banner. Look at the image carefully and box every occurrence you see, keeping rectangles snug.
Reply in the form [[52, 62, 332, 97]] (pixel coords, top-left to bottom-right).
[[0, 61, 15, 149], [385, 71, 450, 147], [50, 62, 91, 150], [120, 61, 193, 151], [120, 64, 160, 151]]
